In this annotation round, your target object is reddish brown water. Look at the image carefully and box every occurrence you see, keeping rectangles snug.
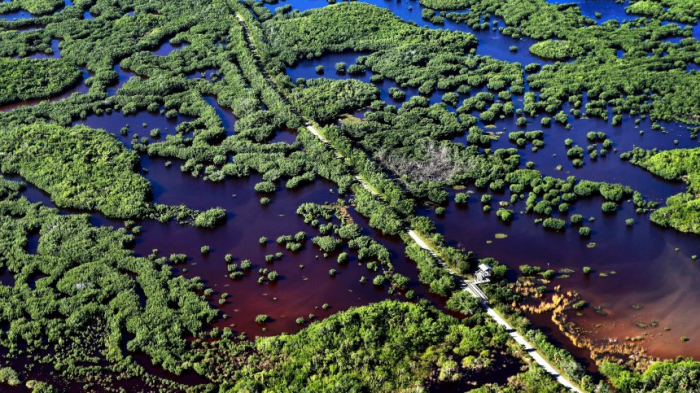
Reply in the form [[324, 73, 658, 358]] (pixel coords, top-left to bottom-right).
[[18, 101, 451, 340], [419, 182, 700, 360], [11, 106, 465, 387]]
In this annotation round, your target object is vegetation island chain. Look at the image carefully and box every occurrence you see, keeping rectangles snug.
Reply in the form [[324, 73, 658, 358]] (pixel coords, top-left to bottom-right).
[[0, 0, 699, 391]]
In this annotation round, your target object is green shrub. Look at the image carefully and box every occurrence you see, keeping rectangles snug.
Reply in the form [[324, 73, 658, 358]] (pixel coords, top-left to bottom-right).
[[372, 275, 385, 286], [255, 314, 269, 324], [312, 236, 343, 252], [520, 265, 541, 275], [0, 367, 20, 386], [455, 192, 469, 205], [496, 208, 513, 222], [194, 208, 227, 228], [602, 202, 618, 213], [542, 218, 566, 231], [255, 181, 276, 193]]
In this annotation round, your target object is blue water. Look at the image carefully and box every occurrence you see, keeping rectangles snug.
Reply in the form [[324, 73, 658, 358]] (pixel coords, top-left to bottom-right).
[[107, 65, 133, 96], [456, 110, 698, 201], [32, 39, 61, 58], [152, 41, 190, 56], [264, 0, 550, 65], [10, 39, 61, 59], [73, 107, 195, 149], [547, 0, 630, 24], [0, 8, 32, 20], [204, 95, 236, 136], [668, 21, 700, 41]]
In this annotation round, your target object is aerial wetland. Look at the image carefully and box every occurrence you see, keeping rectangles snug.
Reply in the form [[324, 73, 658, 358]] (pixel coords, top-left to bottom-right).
[[0, 0, 700, 391]]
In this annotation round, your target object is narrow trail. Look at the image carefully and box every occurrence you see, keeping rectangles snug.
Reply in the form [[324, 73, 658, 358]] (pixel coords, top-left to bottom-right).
[[236, 12, 376, 195], [235, 11, 581, 392], [407, 230, 583, 393]]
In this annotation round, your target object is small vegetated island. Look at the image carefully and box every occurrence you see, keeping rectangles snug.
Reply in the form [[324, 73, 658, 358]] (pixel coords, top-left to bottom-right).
[[0, 0, 699, 391]]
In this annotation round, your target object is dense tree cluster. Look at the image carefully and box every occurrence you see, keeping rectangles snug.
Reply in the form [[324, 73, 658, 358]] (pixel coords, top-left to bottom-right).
[[419, 0, 471, 10], [627, 0, 700, 23], [0, 123, 152, 218], [290, 78, 379, 123], [0, 58, 81, 105], [624, 147, 700, 234], [433, 0, 700, 124], [0, 112, 224, 225], [441, 0, 593, 40], [263, 2, 504, 94], [601, 357, 700, 392], [525, 20, 700, 124], [0, 0, 64, 15]]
